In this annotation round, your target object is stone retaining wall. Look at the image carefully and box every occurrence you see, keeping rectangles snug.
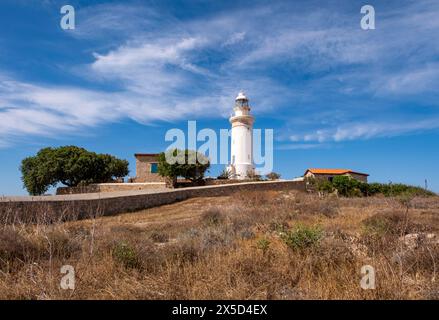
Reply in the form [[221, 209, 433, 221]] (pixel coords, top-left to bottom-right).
[[56, 183, 166, 195], [56, 179, 258, 195], [0, 180, 305, 223]]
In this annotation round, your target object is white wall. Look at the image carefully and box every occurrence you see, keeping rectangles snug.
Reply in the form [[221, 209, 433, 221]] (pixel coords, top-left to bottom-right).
[[231, 123, 254, 179]]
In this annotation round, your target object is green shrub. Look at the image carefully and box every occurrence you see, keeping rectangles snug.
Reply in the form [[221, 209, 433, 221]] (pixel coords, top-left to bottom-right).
[[281, 224, 323, 250], [247, 170, 263, 181], [265, 172, 281, 180], [113, 242, 141, 270], [217, 169, 232, 180], [328, 176, 435, 198], [332, 176, 362, 197], [316, 179, 335, 194], [256, 238, 271, 254]]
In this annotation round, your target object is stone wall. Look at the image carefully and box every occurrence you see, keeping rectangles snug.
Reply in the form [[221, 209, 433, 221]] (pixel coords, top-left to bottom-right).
[[205, 179, 254, 185], [1, 180, 305, 223], [57, 183, 166, 195], [348, 173, 368, 183], [56, 178, 270, 194]]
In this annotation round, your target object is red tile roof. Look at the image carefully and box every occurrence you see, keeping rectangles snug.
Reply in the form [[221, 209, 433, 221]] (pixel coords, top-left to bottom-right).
[[305, 168, 369, 176]]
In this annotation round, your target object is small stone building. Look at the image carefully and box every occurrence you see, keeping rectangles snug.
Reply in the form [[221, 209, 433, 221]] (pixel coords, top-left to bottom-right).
[[304, 168, 369, 183], [134, 153, 165, 182]]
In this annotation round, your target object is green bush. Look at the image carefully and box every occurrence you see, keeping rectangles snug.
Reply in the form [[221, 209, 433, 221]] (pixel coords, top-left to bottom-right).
[[329, 176, 435, 198], [332, 176, 362, 197], [256, 238, 271, 254], [265, 172, 281, 180], [247, 170, 263, 181], [281, 224, 323, 250], [217, 169, 232, 180], [113, 242, 141, 270], [316, 180, 335, 194]]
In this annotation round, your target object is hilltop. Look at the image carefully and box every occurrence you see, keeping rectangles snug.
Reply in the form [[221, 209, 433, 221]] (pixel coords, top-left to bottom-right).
[[0, 190, 438, 299]]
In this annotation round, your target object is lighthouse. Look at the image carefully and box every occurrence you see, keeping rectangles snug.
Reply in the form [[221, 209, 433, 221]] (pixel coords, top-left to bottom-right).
[[227, 91, 255, 179]]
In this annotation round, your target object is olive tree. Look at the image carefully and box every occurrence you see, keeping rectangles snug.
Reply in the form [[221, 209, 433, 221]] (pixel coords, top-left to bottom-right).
[[20, 146, 129, 195]]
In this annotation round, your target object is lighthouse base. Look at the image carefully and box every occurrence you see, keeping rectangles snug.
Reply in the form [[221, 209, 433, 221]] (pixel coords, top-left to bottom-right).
[[227, 164, 255, 180]]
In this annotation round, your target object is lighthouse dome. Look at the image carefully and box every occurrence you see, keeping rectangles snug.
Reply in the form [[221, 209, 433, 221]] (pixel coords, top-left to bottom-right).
[[235, 91, 248, 101]]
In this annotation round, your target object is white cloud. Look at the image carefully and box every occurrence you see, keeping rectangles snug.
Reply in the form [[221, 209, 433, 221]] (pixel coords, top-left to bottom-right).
[[0, 76, 229, 145], [1, 1, 439, 148], [277, 143, 328, 150], [70, 3, 160, 40], [223, 32, 246, 46], [377, 64, 439, 95], [291, 119, 439, 143], [92, 37, 202, 70]]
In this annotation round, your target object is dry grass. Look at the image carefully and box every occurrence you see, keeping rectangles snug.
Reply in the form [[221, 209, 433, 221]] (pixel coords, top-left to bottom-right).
[[0, 190, 438, 299]]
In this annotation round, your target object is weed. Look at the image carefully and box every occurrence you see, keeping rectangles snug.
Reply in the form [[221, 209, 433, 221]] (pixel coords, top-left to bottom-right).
[[281, 224, 323, 250]]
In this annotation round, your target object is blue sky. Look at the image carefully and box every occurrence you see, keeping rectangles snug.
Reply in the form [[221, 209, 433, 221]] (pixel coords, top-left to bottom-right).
[[0, 0, 438, 195]]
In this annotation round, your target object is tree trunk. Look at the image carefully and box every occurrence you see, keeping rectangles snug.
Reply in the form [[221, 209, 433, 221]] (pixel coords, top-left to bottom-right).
[[165, 176, 177, 188]]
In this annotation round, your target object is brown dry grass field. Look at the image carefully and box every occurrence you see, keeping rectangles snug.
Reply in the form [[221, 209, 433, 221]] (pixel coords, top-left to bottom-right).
[[0, 190, 438, 299]]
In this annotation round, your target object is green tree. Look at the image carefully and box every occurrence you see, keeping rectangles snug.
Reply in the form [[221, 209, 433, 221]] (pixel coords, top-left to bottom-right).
[[332, 175, 361, 197], [157, 149, 210, 185], [316, 179, 335, 194], [20, 146, 129, 195]]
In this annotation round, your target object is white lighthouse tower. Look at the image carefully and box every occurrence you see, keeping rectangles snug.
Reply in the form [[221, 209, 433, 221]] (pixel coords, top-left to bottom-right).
[[227, 91, 255, 179]]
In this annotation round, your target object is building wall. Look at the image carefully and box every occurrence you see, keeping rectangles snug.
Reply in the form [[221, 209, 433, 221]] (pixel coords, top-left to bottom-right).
[[347, 173, 368, 183], [2, 180, 305, 223], [135, 155, 165, 182], [305, 172, 368, 183]]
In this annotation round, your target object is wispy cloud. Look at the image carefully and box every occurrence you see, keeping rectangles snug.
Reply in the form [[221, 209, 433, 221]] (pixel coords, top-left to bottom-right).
[[222, 32, 246, 47], [277, 143, 330, 150], [1, 0, 439, 147], [375, 64, 439, 95], [71, 3, 161, 40], [290, 118, 439, 143]]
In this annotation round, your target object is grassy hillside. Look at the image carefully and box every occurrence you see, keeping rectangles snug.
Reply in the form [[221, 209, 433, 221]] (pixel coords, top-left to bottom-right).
[[0, 191, 438, 299]]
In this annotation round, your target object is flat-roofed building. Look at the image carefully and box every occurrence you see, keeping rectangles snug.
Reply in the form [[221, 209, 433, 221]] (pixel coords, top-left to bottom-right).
[[304, 168, 369, 183], [134, 153, 164, 182]]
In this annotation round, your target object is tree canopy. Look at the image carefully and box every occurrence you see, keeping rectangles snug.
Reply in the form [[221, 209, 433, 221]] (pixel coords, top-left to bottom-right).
[[20, 146, 129, 195], [157, 149, 210, 183]]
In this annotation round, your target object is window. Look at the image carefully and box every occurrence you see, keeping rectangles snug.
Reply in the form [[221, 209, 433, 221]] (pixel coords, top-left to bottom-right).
[[150, 162, 158, 173]]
